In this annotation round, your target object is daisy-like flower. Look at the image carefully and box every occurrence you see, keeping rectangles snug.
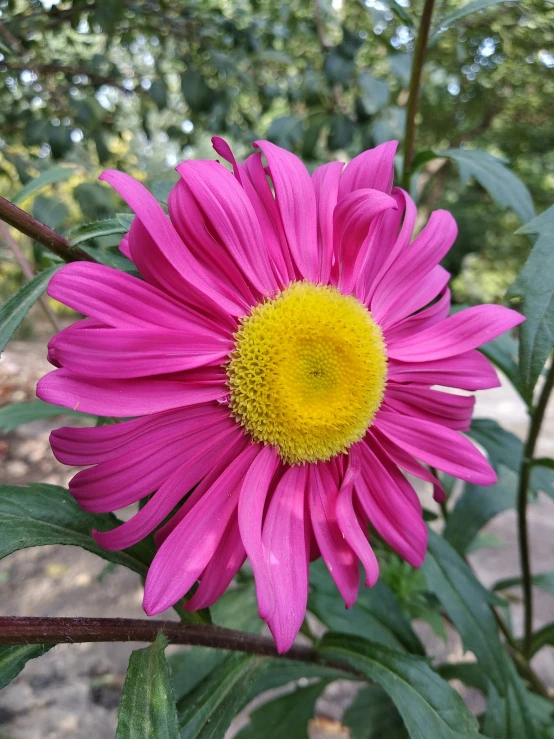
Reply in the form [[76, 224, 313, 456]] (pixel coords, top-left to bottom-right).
[[38, 138, 523, 652]]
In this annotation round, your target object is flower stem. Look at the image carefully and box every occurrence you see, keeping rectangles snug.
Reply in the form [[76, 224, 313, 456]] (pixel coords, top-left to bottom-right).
[[402, 0, 436, 189], [0, 195, 96, 263], [518, 355, 554, 657], [0, 616, 364, 677]]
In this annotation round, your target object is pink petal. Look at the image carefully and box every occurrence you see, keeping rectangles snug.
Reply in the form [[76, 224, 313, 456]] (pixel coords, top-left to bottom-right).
[[332, 188, 398, 295], [242, 152, 294, 284], [211, 136, 243, 183], [375, 408, 498, 485], [371, 210, 457, 327], [143, 443, 260, 616], [119, 232, 132, 259], [92, 424, 240, 549], [174, 159, 278, 295], [372, 428, 446, 503], [238, 444, 280, 620], [336, 447, 379, 587], [356, 441, 428, 567], [388, 305, 525, 362], [384, 288, 451, 343], [185, 511, 246, 611], [309, 463, 359, 607], [387, 350, 500, 391], [51, 403, 228, 466], [48, 262, 224, 335], [99, 170, 243, 318], [339, 141, 398, 198], [312, 161, 343, 284], [263, 464, 309, 653], [37, 367, 226, 416], [69, 417, 233, 512], [254, 140, 318, 283], [384, 385, 475, 431]]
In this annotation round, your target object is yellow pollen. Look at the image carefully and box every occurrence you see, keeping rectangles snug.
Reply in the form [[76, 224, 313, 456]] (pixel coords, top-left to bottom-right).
[[227, 281, 387, 464]]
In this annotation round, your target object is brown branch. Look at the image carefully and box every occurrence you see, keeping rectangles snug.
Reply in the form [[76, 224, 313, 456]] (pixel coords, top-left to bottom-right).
[[0, 197, 96, 263]]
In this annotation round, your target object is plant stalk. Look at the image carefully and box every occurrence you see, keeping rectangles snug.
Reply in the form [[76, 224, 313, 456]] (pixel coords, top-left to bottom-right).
[[0, 196, 96, 263], [402, 0, 436, 188], [518, 355, 554, 657]]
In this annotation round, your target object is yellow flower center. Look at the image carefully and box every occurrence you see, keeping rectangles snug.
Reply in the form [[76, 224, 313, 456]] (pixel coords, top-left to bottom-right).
[[227, 281, 387, 464]]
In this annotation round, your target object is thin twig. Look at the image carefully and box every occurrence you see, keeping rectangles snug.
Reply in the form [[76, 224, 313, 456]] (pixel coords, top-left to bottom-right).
[[0, 221, 62, 332], [402, 0, 436, 187], [0, 196, 96, 263], [518, 356, 554, 657]]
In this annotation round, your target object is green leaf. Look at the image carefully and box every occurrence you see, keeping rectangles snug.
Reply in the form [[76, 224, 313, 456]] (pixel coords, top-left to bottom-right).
[[437, 663, 488, 694], [68, 218, 131, 246], [116, 634, 179, 739], [327, 113, 355, 151], [479, 332, 523, 400], [422, 529, 508, 694], [343, 684, 409, 739], [0, 483, 154, 576], [358, 72, 390, 115], [0, 645, 53, 690], [532, 457, 554, 472], [0, 399, 95, 432], [493, 571, 554, 598], [323, 50, 354, 85], [468, 418, 554, 499], [177, 653, 265, 739], [482, 659, 539, 739], [235, 682, 327, 739], [528, 622, 554, 657], [318, 633, 480, 739], [432, 0, 521, 37], [0, 266, 62, 353], [309, 561, 424, 654], [267, 115, 304, 150], [150, 80, 168, 111], [151, 181, 176, 206], [440, 148, 534, 225], [443, 469, 517, 554], [507, 206, 554, 401], [79, 245, 137, 272], [181, 69, 212, 112], [33, 195, 69, 231], [12, 166, 77, 205]]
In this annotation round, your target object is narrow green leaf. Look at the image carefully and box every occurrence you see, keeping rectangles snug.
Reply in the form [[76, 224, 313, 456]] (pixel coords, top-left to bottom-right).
[[507, 205, 554, 401], [343, 684, 409, 739], [437, 663, 488, 694], [318, 633, 480, 739], [482, 659, 538, 739], [177, 653, 265, 739], [0, 266, 62, 353], [235, 682, 327, 739], [432, 0, 521, 37], [493, 570, 554, 598], [0, 483, 154, 576], [12, 166, 77, 205], [440, 148, 534, 224], [443, 469, 517, 554], [422, 529, 508, 694], [479, 332, 523, 400], [0, 645, 52, 690], [68, 218, 130, 246], [116, 634, 179, 739], [532, 457, 554, 471], [79, 245, 136, 272], [529, 622, 554, 657], [0, 399, 95, 432], [309, 561, 424, 654]]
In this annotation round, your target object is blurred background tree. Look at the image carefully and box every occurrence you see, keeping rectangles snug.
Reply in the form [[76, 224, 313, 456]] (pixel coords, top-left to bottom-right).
[[1, 0, 553, 304]]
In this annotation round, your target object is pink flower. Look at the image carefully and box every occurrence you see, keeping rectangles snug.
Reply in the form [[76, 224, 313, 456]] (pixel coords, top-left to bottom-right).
[[38, 139, 523, 652]]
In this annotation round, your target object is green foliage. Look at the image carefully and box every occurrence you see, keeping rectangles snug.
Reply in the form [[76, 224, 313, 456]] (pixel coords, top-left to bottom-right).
[[0, 399, 94, 432], [507, 206, 554, 401], [343, 685, 409, 739], [318, 632, 480, 739], [116, 634, 179, 739], [0, 266, 62, 352], [0, 483, 154, 576], [0, 645, 53, 690]]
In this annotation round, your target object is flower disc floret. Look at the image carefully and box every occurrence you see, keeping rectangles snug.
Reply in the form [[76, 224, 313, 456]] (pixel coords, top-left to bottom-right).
[[227, 281, 387, 464]]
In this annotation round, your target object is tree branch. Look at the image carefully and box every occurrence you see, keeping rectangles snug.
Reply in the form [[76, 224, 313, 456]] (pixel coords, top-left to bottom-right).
[[0, 196, 96, 263]]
